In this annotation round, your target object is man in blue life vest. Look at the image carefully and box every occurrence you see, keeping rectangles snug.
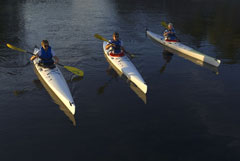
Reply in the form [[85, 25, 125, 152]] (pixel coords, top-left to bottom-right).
[[30, 40, 59, 68], [163, 23, 177, 41], [105, 32, 125, 56]]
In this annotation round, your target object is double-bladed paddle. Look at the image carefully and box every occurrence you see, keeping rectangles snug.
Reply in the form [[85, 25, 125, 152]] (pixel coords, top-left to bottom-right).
[[6, 43, 84, 77], [94, 34, 136, 58]]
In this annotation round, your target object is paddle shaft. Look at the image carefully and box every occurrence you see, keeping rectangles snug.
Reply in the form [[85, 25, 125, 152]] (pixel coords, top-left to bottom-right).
[[6, 43, 84, 76]]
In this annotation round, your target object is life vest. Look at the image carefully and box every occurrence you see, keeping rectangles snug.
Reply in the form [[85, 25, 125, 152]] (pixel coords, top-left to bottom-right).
[[109, 40, 122, 53], [164, 28, 177, 41], [39, 46, 54, 65]]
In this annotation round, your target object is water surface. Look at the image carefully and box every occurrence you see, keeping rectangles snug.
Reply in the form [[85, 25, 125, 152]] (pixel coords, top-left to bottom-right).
[[1, 0, 240, 160]]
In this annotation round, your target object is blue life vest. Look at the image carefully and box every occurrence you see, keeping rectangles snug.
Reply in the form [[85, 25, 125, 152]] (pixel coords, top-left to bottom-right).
[[39, 46, 54, 65], [109, 40, 122, 53], [164, 28, 177, 40]]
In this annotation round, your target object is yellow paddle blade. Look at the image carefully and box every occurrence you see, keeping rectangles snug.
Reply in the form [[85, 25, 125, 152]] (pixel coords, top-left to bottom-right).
[[6, 43, 27, 53], [94, 34, 108, 42], [161, 21, 168, 29], [64, 66, 84, 77]]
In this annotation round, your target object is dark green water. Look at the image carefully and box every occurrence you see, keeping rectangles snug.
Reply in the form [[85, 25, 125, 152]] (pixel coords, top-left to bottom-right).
[[1, 0, 240, 160]]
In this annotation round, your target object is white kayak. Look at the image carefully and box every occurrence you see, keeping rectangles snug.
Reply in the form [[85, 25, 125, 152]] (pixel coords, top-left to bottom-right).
[[33, 48, 75, 115], [146, 29, 221, 67], [103, 42, 147, 94]]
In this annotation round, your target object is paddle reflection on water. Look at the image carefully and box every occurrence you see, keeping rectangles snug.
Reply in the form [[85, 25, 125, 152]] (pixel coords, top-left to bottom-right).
[[160, 50, 174, 74], [102, 55, 147, 103], [13, 89, 28, 96], [69, 75, 84, 83], [33, 67, 76, 126], [98, 66, 118, 95]]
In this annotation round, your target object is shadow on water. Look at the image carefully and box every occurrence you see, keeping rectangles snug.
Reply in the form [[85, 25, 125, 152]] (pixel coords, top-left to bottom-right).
[[33, 67, 76, 126], [100, 54, 147, 104]]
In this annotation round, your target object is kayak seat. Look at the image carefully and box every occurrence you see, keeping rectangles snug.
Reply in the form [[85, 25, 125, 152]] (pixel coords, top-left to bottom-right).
[[165, 39, 178, 42], [109, 51, 125, 57], [38, 63, 56, 69]]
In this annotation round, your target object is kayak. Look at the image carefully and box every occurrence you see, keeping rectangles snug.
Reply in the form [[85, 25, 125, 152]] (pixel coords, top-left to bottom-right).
[[103, 41, 147, 94], [33, 67, 76, 125], [146, 29, 221, 67], [33, 48, 75, 115]]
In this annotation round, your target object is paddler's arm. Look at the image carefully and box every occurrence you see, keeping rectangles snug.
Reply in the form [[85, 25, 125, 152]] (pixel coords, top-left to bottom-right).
[[105, 42, 115, 50], [30, 49, 40, 61], [121, 46, 126, 52], [53, 56, 59, 64], [121, 46, 131, 57], [30, 52, 39, 61], [163, 31, 170, 37], [30, 55, 37, 61], [51, 49, 59, 64]]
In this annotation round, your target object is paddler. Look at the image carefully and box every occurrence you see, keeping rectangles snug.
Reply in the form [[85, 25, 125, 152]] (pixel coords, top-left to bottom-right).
[[30, 40, 59, 68], [163, 23, 178, 41], [105, 32, 125, 56]]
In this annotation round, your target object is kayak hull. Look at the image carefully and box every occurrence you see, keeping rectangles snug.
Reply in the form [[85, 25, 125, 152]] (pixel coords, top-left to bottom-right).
[[103, 42, 147, 94], [33, 48, 75, 115], [146, 30, 221, 67]]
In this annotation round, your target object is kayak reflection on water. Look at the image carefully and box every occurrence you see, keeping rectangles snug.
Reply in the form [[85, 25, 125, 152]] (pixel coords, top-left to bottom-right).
[[163, 47, 219, 74], [160, 50, 174, 74], [98, 64, 147, 104]]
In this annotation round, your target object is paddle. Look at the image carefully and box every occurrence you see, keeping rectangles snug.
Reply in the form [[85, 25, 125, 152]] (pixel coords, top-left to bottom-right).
[[161, 21, 168, 29], [94, 34, 136, 58], [6, 43, 84, 77]]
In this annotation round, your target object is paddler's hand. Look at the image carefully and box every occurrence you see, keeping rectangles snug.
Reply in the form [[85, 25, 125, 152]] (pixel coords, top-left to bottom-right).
[[30, 55, 37, 61], [53, 56, 59, 64], [110, 43, 116, 47]]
